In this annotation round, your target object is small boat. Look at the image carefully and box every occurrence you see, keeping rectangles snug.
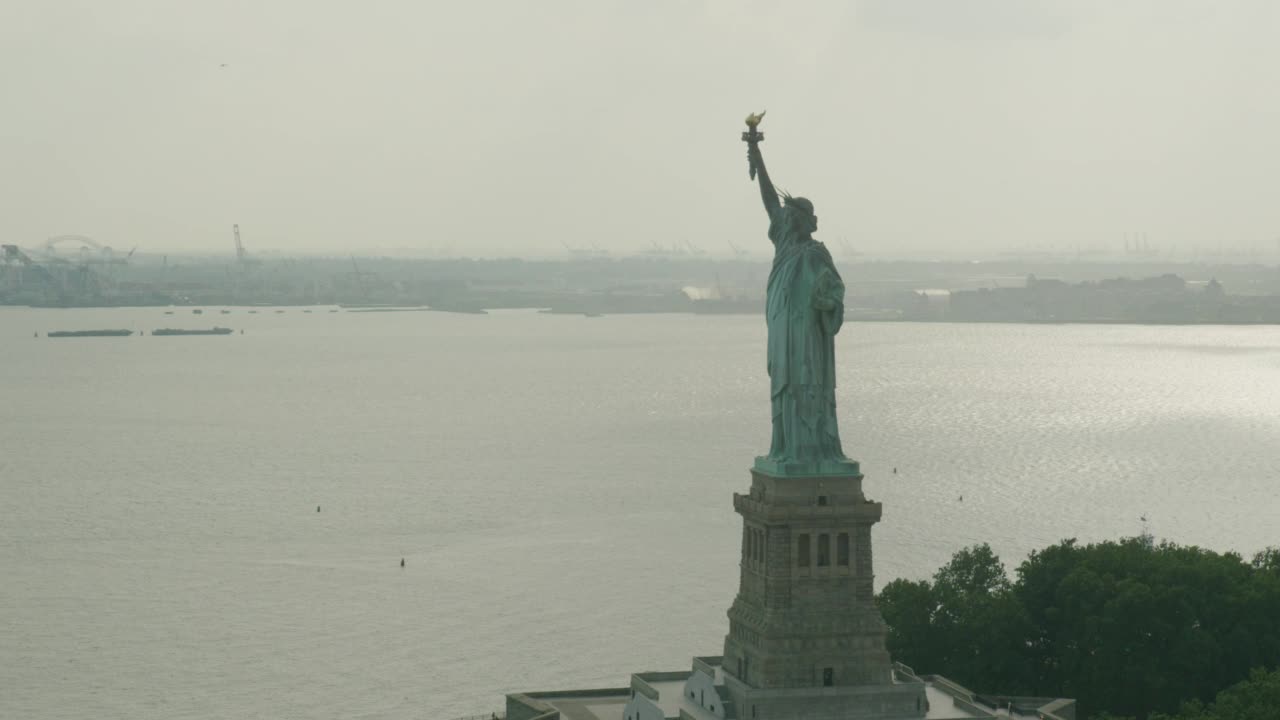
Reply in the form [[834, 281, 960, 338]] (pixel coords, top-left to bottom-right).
[[151, 327, 234, 336], [192, 309, 203, 314], [46, 329, 133, 338]]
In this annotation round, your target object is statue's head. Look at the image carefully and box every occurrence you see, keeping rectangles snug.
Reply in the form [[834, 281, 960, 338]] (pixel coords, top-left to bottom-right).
[[782, 194, 818, 236]]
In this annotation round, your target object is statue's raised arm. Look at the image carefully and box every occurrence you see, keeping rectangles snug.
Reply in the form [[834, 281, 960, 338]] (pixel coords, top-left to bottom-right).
[[743, 112, 780, 218]]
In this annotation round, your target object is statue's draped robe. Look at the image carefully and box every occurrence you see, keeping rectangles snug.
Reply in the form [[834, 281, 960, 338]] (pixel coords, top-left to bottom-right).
[[765, 207, 847, 463]]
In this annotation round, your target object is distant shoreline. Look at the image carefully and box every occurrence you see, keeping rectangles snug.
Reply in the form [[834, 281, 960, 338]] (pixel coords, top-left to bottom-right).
[[5, 302, 1279, 326]]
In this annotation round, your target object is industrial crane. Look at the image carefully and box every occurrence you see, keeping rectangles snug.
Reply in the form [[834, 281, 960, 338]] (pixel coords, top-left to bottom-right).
[[234, 224, 247, 267]]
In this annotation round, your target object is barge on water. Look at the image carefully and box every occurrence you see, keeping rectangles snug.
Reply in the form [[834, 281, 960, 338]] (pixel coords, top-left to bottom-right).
[[46, 329, 133, 337], [151, 327, 234, 336]]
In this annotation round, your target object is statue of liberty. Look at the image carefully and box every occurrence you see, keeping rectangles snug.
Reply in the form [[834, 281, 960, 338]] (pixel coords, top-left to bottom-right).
[[743, 113, 855, 475]]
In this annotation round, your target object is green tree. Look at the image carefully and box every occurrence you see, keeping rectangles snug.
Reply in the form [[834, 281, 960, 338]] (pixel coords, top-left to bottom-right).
[[880, 538, 1280, 720], [878, 578, 938, 671], [1150, 667, 1280, 720], [878, 544, 1034, 693], [1012, 537, 1280, 718], [929, 544, 1034, 693], [1251, 546, 1280, 575]]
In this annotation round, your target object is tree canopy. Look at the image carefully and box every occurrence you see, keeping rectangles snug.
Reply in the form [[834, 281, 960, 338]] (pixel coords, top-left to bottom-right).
[[1150, 666, 1280, 720], [877, 538, 1280, 720]]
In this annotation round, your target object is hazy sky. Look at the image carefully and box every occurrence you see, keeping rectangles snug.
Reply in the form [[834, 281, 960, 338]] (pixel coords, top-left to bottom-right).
[[4, 1, 1279, 257]]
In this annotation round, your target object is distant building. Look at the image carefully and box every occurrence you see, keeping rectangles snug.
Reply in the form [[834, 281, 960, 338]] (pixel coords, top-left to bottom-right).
[[947, 273, 1280, 324], [1203, 278, 1224, 300]]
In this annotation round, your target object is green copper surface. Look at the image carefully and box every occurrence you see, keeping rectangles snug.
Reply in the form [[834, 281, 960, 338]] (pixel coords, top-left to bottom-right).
[[743, 115, 856, 477]]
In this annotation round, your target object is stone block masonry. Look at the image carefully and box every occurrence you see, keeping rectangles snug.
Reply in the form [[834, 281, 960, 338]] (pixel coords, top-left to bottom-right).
[[719, 469, 926, 717]]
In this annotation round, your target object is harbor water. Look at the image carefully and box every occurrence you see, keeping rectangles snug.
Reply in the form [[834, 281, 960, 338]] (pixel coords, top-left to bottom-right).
[[2, 307, 1279, 718]]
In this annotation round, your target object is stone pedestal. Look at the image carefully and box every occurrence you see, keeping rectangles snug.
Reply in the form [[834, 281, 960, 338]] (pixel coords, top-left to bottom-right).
[[719, 468, 925, 719]]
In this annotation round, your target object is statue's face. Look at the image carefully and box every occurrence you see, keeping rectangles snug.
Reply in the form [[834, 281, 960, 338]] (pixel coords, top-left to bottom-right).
[[790, 197, 818, 234]]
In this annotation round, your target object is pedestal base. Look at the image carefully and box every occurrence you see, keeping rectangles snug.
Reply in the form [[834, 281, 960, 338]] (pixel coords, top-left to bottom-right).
[[753, 456, 861, 478], [729, 675, 928, 720]]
